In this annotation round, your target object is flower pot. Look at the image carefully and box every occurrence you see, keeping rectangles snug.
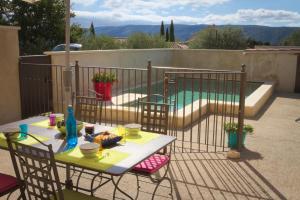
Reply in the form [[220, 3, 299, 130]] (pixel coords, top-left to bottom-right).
[[227, 131, 246, 149], [93, 82, 112, 101]]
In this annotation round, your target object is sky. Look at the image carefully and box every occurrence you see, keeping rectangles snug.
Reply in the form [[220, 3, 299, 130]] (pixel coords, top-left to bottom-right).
[[71, 0, 300, 27]]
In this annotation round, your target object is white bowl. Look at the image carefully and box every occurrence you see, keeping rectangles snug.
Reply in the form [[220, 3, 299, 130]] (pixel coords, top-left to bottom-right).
[[124, 124, 142, 136], [79, 143, 100, 158]]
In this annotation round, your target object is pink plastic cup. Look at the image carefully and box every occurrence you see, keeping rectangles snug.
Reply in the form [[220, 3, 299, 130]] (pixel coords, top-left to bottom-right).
[[49, 114, 56, 126]]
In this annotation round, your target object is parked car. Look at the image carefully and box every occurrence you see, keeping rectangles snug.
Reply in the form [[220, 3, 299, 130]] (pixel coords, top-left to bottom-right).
[[52, 43, 82, 51]]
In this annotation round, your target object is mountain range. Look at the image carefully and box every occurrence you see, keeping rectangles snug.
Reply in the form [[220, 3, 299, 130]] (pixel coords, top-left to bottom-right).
[[94, 24, 299, 45]]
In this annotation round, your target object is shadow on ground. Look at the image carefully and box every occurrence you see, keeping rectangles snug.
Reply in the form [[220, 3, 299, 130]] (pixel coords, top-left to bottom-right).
[[169, 148, 286, 200]]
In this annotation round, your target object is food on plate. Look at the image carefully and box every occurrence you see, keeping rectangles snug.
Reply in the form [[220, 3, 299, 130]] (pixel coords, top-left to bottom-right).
[[94, 131, 116, 142], [93, 131, 122, 147]]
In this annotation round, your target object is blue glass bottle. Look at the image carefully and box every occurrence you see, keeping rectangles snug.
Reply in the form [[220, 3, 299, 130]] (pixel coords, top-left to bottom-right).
[[66, 105, 77, 148]]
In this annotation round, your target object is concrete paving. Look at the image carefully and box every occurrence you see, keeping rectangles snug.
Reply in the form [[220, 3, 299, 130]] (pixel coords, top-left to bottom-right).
[[1, 92, 300, 200]]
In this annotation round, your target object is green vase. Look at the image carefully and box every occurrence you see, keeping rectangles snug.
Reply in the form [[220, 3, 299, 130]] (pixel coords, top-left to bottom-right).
[[228, 131, 246, 148]]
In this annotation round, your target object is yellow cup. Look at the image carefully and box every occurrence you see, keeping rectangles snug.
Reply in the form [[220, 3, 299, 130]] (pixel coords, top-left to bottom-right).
[[117, 126, 126, 144], [97, 141, 103, 157]]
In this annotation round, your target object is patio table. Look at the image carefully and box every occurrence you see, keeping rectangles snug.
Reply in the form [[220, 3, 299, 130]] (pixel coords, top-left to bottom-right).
[[0, 116, 176, 199]]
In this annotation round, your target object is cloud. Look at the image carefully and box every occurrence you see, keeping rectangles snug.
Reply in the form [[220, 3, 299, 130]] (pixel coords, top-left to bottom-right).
[[74, 10, 200, 26], [203, 9, 300, 26], [72, 0, 229, 14], [73, 8, 300, 27], [71, 0, 97, 6], [103, 0, 230, 11]]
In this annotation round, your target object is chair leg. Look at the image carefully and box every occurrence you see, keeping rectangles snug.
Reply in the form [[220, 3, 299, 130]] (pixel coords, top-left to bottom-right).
[[135, 174, 140, 200], [112, 175, 134, 200], [14, 184, 26, 200], [7, 192, 13, 200], [20, 186, 27, 200], [75, 168, 85, 192], [151, 176, 173, 200], [150, 162, 173, 200], [90, 173, 102, 196]]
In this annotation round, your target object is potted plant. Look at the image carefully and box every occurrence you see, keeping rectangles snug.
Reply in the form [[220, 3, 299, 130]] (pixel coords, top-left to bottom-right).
[[224, 122, 253, 148], [92, 72, 117, 101]]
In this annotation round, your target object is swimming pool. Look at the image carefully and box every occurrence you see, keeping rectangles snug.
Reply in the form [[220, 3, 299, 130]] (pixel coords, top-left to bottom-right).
[[100, 80, 274, 128], [124, 80, 262, 110]]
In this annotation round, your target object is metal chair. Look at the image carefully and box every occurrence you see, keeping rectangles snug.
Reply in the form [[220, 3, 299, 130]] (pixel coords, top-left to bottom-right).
[[74, 96, 103, 124], [131, 94, 175, 200], [71, 91, 106, 195], [0, 129, 26, 200], [5, 133, 104, 200], [138, 95, 170, 134], [0, 172, 25, 200]]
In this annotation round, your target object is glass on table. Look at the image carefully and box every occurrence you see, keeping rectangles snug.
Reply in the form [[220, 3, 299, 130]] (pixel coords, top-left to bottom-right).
[[85, 124, 95, 135], [117, 125, 126, 144], [19, 124, 28, 140], [49, 114, 56, 126], [97, 139, 103, 157]]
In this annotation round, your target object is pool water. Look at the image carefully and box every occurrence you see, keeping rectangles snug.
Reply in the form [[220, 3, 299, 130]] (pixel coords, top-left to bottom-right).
[[124, 80, 262, 110]]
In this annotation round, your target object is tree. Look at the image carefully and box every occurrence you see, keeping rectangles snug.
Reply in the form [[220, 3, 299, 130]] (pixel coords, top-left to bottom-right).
[[0, 0, 9, 25], [1, 0, 67, 55], [160, 21, 165, 37], [89, 21, 96, 37], [126, 32, 168, 49], [189, 26, 247, 50], [165, 28, 169, 42], [246, 38, 270, 48], [170, 20, 175, 42], [220, 27, 246, 49], [282, 29, 300, 46], [70, 23, 84, 43], [80, 34, 121, 50]]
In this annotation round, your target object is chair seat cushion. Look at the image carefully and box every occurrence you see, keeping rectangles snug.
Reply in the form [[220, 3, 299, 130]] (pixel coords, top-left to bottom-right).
[[133, 154, 170, 174], [0, 173, 18, 194], [52, 189, 106, 200]]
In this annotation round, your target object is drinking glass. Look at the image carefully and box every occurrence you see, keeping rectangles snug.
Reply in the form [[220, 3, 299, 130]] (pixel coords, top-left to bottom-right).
[[97, 140, 103, 158], [85, 124, 95, 135], [117, 125, 126, 144], [49, 114, 56, 126], [19, 124, 28, 140]]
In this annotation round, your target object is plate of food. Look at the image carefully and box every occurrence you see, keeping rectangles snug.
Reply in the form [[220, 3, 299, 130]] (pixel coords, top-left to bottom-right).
[[84, 131, 122, 148]]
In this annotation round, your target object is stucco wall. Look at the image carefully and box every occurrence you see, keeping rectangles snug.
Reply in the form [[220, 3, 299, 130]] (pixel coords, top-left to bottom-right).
[[0, 26, 21, 124], [45, 48, 298, 92], [171, 49, 297, 92], [245, 51, 297, 92], [172, 49, 243, 70], [46, 49, 173, 68]]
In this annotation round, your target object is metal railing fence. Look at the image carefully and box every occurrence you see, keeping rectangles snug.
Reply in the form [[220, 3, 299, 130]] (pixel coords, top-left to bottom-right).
[[19, 59, 246, 152]]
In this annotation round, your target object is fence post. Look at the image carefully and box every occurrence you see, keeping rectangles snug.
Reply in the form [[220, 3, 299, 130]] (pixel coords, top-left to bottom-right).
[[147, 60, 152, 101], [237, 64, 246, 151], [164, 75, 169, 103], [75, 60, 79, 95]]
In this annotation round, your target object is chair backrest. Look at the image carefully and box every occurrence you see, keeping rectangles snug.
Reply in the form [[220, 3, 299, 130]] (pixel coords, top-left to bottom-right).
[[5, 133, 64, 200], [75, 96, 103, 124], [137, 94, 173, 135]]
